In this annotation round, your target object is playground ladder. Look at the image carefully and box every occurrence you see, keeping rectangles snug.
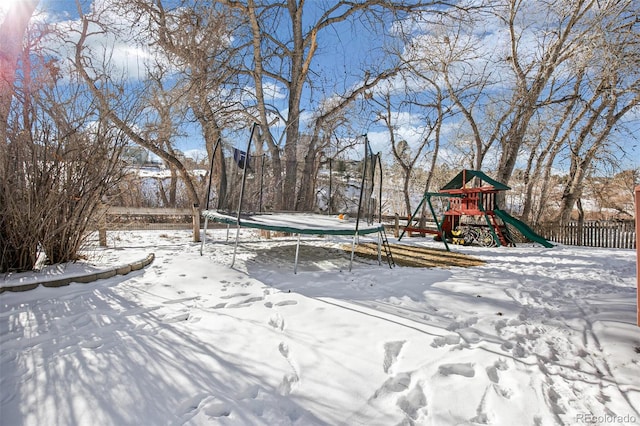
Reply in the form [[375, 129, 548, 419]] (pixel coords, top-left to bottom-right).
[[488, 214, 509, 246], [380, 228, 396, 268]]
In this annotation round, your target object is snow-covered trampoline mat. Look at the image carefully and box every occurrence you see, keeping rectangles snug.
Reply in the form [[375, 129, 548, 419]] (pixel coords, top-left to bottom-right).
[[200, 210, 386, 273], [201, 210, 384, 235]]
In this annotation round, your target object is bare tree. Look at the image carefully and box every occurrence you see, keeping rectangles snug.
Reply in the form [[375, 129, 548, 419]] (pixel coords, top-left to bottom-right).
[[400, 0, 639, 223], [69, 4, 203, 208], [1, 18, 127, 271], [403, 10, 495, 171], [296, 67, 401, 211], [554, 2, 640, 223], [372, 89, 442, 216], [218, 0, 463, 211], [127, 0, 252, 209]]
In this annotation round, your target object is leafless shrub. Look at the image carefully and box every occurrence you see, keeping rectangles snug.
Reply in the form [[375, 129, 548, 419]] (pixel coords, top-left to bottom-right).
[[1, 30, 127, 271]]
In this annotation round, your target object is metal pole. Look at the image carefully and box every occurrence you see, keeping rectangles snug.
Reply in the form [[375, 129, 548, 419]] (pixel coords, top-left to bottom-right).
[[329, 158, 333, 215], [205, 137, 221, 211], [355, 135, 368, 235], [259, 154, 265, 212], [426, 194, 450, 252], [398, 195, 427, 241], [231, 123, 258, 268], [635, 185, 639, 327], [377, 153, 383, 224], [200, 216, 209, 256], [294, 233, 301, 274], [349, 233, 358, 272]]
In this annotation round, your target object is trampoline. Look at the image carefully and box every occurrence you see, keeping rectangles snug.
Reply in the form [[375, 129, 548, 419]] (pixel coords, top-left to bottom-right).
[[200, 210, 385, 273], [200, 126, 391, 273]]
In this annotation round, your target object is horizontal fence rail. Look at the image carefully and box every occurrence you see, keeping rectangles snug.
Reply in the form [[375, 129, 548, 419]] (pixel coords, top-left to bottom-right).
[[535, 220, 636, 249], [98, 206, 202, 245]]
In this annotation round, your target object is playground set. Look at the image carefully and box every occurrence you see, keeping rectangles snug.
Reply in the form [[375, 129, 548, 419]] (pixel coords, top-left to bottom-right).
[[399, 169, 553, 251]]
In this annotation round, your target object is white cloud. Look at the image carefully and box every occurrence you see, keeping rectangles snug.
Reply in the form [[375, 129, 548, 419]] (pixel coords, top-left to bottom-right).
[[263, 81, 287, 101]]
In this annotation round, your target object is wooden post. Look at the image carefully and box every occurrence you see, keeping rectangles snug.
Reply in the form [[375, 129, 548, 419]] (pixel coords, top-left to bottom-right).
[[635, 185, 639, 327], [192, 204, 201, 243], [394, 213, 399, 238]]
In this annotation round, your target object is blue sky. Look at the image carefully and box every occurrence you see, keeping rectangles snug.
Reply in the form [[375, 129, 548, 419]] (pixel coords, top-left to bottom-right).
[[9, 0, 640, 171]]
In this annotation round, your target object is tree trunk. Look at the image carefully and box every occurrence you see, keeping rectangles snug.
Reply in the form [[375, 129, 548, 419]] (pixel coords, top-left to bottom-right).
[[295, 137, 318, 212]]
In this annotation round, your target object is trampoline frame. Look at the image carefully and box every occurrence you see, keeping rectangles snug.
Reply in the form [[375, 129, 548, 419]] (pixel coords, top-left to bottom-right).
[[200, 125, 385, 273], [200, 210, 385, 273]]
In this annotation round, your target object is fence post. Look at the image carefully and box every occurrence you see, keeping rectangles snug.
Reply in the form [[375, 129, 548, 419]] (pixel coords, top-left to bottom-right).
[[192, 204, 201, 243], [394, 213, 399, 238], [635, 185, 639, 327]]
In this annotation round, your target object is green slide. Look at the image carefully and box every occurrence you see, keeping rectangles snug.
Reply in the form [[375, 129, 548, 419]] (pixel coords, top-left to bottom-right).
[[494, 209, 554, 248]]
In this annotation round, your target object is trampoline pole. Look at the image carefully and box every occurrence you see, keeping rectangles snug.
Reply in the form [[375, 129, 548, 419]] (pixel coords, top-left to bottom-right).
[[294, 234, 301, 274], [328, 158, 332, 215], [231, 123, 258, 269], [231, 226, 240, 268], [259, 154, 265, 212], [377, 153, 383, 224], [200, 216, 209, 256], [377, 231, 382, 265], [349, 232, 358, 272]]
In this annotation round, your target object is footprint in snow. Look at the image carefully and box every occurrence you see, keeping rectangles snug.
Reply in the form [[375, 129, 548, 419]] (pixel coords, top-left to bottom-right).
[[485, 358, 509, 383], [202, 399, 231, 417], [269, 314, 285, 331], [459, 329, 481, 344], [383, 340, 405, 374], [237, 384, 260, 400], [397, 383, 428, 421], [162, 311, 190, 322], [220, 292, 251, 300], [226, 296, 264, 308], [431, 335, 461, 348], [374, 372, 411, 398], [278, 342, 289, 358], [177, 393, 209, 413], [512, 343, 527, 358], [447, 316, 478, 331], [162, 296, 200, 305], [438, 363, 475, 378], [278, 374, 299, 396], [79, 337, 104, 349], [486, 366, 499, 383], [176, 394, 231, 419], [277, 342, 300, 395]]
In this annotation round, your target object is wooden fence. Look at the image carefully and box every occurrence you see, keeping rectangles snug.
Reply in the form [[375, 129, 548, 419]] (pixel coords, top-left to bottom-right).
[[97, 208, 637, 250], [98, 206, 201, 245], [535, 220, 636, 249]]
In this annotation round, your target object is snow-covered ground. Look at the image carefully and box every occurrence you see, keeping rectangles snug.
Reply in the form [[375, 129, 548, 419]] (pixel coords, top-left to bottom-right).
[[1, 229, 639, 426]]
